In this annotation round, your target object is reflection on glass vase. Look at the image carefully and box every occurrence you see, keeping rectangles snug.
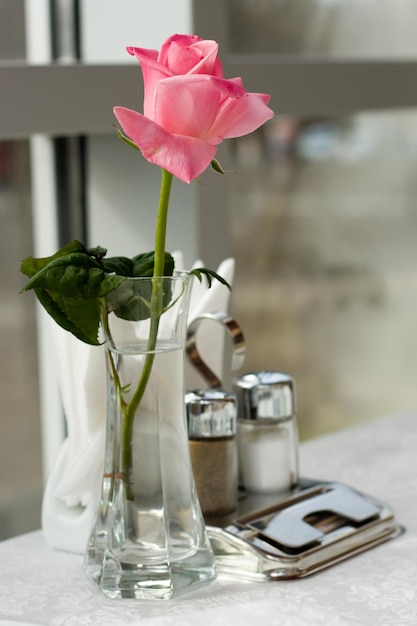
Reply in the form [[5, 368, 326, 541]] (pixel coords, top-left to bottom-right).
[[84, 273, 217, 599]]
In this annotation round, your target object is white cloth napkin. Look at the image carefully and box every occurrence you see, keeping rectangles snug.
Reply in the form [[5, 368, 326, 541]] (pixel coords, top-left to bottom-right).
[[42, 256, 235, 554], [126, 599, 371, 626], [0, 599, 370, 626]]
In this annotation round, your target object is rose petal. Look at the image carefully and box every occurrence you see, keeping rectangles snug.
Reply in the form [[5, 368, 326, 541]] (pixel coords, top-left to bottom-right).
[[165, 41, 206, 75], [154, 76, 221, 138], [127, 46, 158, 62], [133, 36, 222, 78], [114, 107, 217, 183], [188, 40, 223, 76], [127, 47, 173, 119], [158, 34, 202, 65], [209, 92, 274, 141]]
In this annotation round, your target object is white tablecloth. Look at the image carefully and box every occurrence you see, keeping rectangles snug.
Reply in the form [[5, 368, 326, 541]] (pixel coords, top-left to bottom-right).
[[0, 411, 416, 626]]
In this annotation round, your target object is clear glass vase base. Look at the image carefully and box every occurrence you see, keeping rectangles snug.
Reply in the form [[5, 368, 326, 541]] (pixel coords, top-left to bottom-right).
[[84, 548, 216, 599]]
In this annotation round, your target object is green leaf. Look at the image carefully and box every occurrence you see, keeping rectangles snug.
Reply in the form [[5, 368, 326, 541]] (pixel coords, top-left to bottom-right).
[[108, 262, 175, 322], [109, 253, 174, 320], [35, 288, 102, 345], [21, 253, 124, 298], [131, 251, 174, 277], [190, 267, 232, 291], [114, 125, 141, 152], [101, 251, 175, 279], [102, 256, 134, 276], [210, 159, 235, 176], [20, 240, 87, 278], [131, 251, 156, 277], [20, 243, 177, 343], [106, 280, 152, 321], [211, 158, 226, 175], [161, 253, 175, 277], [20, 243, 125, 344], [87, 245, 108, 260]]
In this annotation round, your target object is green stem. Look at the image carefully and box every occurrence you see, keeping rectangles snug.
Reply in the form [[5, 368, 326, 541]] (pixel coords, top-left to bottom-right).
[[153, 169, 172, 276], [119, 169, 173, 500]]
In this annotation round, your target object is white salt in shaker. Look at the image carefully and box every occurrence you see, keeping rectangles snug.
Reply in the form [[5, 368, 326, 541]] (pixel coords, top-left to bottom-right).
[[234, 371, 299, 494]]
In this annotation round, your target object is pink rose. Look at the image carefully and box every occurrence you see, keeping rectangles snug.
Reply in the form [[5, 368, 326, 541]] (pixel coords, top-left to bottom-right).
[[128, 35, 223, 120], [114, 34, 274, 183]]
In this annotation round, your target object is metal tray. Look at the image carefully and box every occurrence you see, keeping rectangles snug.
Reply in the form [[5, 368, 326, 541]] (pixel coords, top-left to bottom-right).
[[207, 479, 403, 581]]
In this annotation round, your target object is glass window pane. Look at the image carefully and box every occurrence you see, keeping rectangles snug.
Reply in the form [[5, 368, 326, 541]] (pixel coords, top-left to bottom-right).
[[0, 0, 26, 61], [229, 109, 417, 440], [80, 0, 191, 62], [0, 140, 42, 539], [228, 0, 417, 58]]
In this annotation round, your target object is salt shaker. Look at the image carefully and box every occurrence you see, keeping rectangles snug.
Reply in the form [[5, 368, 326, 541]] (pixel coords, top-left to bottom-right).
[[186, 389, 238, 517], [234, 371, 299, 494]]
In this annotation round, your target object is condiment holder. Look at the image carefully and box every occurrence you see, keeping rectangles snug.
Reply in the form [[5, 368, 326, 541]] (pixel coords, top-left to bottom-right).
[[186, 311, 246, 390], [234, 371, 299, 494], [185, 315, 402, 581], [186, 389, 238, 518]]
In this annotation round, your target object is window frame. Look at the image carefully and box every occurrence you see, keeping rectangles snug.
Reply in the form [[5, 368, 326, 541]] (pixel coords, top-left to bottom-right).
[[2, 0, 417, 474]]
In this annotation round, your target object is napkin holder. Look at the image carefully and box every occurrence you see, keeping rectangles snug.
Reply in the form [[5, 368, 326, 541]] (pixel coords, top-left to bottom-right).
[[207, 479, 403, 581]]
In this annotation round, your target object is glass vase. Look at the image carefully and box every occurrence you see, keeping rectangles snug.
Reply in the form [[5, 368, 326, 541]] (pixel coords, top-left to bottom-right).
[[84, 273, 217, 599]]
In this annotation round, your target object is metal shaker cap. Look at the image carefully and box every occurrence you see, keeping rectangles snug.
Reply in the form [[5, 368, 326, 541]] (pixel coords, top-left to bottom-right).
[[185, 389, 237, 438], [234, 371, 295, 422]]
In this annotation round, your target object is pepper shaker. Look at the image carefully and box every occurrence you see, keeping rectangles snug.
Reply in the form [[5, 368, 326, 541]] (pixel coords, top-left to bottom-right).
[[234, 371, 299, 494], [186, 389, 238, 517]]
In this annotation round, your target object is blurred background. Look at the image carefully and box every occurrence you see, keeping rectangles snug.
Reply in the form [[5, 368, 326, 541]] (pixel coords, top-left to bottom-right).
[[1, 0, 417, 539]]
